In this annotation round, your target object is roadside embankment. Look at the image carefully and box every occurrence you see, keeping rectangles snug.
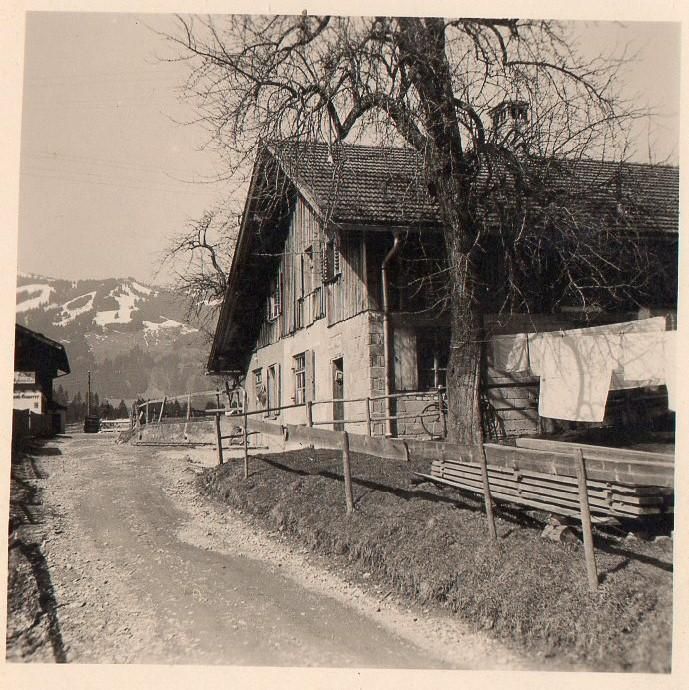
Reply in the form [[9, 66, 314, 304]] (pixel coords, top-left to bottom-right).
[[198, 448, 673, 672]]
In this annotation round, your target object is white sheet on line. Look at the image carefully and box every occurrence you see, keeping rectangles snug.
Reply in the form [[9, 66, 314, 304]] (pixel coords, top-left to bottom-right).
[[537, 334, 618, 422], [487, 333, 529, 374]]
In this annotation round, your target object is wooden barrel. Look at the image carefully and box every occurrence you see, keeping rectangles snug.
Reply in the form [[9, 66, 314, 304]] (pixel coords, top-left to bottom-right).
[[83, 415, 100, 433]]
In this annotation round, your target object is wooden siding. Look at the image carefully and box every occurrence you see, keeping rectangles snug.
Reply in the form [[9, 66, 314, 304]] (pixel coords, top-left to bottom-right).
[[256, 196, 370, 351], [326, 231, 368, 326]]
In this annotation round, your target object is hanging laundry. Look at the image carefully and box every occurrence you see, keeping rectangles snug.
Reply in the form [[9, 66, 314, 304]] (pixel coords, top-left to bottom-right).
[[538, 335, 618, 422], [619, 332, 666, 387], [527, 332, 548, 377], [487, 333, 529, 374], [528, 317, 665, 381], [663, 331, 676, 411], [559, 316, 666, 337]]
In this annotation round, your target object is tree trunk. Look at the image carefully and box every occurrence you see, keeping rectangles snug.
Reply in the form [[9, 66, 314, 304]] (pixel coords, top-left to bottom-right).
[[444, 229, 485, 446]]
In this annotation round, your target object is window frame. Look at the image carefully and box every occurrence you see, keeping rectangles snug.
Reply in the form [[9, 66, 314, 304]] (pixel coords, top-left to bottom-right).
[[293, 352, 306, 405]]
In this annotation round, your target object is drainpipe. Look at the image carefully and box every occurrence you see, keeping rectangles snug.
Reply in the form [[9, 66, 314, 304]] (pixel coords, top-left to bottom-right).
[[381, 232, 403, 437]]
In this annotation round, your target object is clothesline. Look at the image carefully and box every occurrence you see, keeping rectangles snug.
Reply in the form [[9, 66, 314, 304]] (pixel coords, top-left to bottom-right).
[[484, 316, 675, 422]]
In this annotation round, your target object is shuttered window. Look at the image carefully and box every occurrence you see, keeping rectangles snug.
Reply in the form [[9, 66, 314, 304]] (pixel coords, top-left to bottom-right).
[[293, 353, 306, 404], [267, 271, 283, 321], [322, 235, 340, 283], [266, 363, 281, 416]]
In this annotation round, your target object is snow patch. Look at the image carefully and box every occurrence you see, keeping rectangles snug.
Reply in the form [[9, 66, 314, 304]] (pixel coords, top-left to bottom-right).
[[130, 281, 153, 296], [53, 291, 97, 326], [143, 316, 198, 336], [93, 284, 141, 326], [16, 283, 55, 313]]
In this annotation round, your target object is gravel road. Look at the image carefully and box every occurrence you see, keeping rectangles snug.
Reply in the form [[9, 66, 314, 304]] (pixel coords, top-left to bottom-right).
[[8, 433, 536, 668]]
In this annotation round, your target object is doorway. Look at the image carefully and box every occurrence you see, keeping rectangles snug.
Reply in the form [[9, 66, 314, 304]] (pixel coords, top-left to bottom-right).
[[332, 357, 344, 431]]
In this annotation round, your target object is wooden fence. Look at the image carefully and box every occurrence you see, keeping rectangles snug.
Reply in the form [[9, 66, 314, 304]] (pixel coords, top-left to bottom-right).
[[133, 386, 674, 592]]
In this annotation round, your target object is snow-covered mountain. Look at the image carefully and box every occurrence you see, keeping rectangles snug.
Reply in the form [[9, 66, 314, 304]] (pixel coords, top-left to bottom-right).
[[15, 273, 218, 402]]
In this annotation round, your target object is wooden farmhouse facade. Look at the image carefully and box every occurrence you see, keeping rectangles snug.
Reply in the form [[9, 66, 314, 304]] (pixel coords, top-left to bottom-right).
[[208, 141, 678, 440]]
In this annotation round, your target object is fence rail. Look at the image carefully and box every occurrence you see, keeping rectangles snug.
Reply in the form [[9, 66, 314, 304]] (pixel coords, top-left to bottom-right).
[[135, 386, 448, 440]]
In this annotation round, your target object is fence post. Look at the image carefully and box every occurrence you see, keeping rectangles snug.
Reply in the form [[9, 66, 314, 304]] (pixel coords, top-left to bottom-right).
[[306, 400, 313, 427], [243, 389, 249, 479], [146, 401, 150, 425], [158, 396, 166, 424], [183, 392, 191, 441], [341, 431, 355, 514], [574, 448, 598, 591], [365, 397, 372, 436], [478, 442, 498, 541], [215, 412, 223, 465]]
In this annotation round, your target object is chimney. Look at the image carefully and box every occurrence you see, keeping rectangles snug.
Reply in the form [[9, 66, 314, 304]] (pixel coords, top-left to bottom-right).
[[489, 99, 529, 148]]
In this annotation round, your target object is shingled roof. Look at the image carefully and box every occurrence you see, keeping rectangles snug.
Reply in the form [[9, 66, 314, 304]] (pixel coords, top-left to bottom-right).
[[269, 141, 441, 227], [268, 141, 679, 234]]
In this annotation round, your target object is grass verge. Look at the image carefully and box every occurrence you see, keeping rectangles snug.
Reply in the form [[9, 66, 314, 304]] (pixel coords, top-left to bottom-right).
[[198, 448, 672, 671]]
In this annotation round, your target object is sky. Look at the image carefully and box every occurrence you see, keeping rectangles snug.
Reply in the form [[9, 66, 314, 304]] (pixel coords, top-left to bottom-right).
[[16, 13, 681, 286]]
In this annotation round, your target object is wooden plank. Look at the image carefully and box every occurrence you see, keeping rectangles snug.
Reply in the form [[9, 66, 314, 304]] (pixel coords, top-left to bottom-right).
[[515, 437, 674, 462], [483, 444, 674, 489], [284, 423, 342, 450], [434, 460, 665, 504], [409, 439, 674, 487], [431, 471, 660, 517], [416, 473, 611, 523], [436, 466, 657, 514], [246, 417, 285, 437], [348, 433, 408, 462], [435, 457, 664, 496]]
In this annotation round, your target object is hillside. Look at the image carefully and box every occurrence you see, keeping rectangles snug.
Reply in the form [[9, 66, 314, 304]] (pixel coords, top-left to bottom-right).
[[15, 273, 219, 403]]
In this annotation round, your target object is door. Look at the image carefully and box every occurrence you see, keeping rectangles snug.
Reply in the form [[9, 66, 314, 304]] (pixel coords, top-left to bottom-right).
[[332, 357, 344, 431]]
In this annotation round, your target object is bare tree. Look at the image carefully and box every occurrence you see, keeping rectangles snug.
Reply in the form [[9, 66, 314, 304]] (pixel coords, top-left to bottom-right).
[[165, 15, 668, 443], [159, 206, 238, 335]]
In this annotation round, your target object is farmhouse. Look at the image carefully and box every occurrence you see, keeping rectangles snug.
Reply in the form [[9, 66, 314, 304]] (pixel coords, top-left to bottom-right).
[[208, 135, 678, 440], [13, 323, 71, 438]]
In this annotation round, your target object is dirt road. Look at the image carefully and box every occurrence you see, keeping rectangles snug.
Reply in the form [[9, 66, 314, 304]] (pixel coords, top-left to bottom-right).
[[8, 433, 534, 668]]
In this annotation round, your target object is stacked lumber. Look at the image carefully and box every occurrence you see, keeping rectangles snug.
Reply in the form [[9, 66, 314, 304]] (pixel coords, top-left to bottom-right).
[[427, 439, 674, 520]]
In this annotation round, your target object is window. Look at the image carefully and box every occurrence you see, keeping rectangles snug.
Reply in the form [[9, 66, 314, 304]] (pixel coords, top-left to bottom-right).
[[321, 235, 340, 283], [266, 364, 280, 415], [417, 331, 449, 390], [293, 353, 306, 404], [267, 272, 282, 321], [302, 246, 314, 295], [253, 368, 266, 408]]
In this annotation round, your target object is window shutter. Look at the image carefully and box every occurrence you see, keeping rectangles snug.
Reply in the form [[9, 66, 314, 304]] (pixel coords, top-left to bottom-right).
[[276, 271, 283, 316], [333, 235, 340, 274], [304, 349, 316, 402], [275, 363, 281, 412], [321, 241, 329, 282]]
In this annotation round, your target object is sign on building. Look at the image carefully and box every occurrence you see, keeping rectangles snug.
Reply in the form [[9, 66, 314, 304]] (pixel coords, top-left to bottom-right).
[[14, 370, 36, 385]]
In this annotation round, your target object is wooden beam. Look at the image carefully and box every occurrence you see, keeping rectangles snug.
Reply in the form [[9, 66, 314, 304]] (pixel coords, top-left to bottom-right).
[[515, 437, 674, 462]]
